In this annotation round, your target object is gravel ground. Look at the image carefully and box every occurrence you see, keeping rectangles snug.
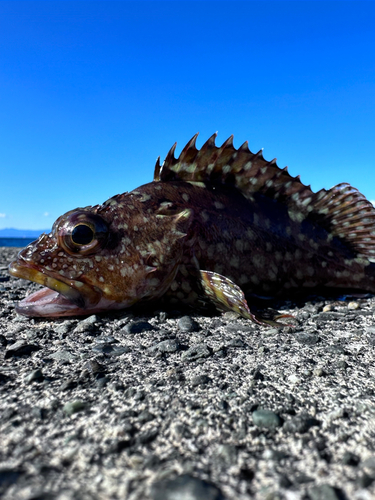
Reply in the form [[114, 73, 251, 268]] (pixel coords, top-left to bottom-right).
[[1, 246, 375, 500]]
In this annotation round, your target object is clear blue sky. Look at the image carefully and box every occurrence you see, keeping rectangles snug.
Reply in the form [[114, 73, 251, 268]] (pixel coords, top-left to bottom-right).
[[1, 1, 375, 230]]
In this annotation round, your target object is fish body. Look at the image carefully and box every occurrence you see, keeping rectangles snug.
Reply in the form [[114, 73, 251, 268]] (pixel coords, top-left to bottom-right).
[[9, 133, 375, 324]]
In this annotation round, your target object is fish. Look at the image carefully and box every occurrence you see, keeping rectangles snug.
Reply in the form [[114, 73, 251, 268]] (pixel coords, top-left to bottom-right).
[[8, 133, 375, 325]]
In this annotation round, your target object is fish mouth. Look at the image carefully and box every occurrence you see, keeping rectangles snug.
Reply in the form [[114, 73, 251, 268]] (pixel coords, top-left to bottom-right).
[[8, 260, 102, 317]]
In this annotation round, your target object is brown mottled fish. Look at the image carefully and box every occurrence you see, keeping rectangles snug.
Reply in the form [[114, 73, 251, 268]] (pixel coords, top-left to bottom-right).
[[8, 133, 375, 325]]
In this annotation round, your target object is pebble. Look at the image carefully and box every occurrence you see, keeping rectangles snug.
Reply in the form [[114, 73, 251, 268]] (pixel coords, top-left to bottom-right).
[[216, 444, 238, 465], [181, 344, 212, 362], [92, 344, 130, 356], [123, 320, 154, 334], [342, 451, 359, 466], [308, 484, 341, 500], [53, 321, 75, 335], [178, 316, 200, 332], [73, 315, 99, 333], [149, 339, 180, 354], [191, 374, 211, 387], [226, 322, 256, 334], [226, 337, 247, 348], [295, 332, 320, 345], [96, 376, 110, 388], [25, 369, 44, 384], [49, 349, 77, 362], [151, 474, 225, 500], [138, 410, 156, 423], [284, 414, 320, 434], [5, 340, 40, 358], [252, 409, 282, 429], [63, 400, 88, 416]]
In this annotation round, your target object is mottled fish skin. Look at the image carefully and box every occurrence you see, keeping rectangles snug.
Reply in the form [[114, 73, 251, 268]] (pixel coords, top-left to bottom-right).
[[8, 133, 375, 324]]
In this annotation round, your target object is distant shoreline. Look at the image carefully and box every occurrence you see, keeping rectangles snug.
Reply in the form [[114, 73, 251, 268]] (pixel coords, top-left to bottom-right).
[[0, 237, 36, 248]]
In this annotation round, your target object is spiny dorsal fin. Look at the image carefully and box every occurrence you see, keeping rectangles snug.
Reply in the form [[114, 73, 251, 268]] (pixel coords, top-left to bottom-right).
[[157, 133, 375, 258], [157, 133, 318, 207]]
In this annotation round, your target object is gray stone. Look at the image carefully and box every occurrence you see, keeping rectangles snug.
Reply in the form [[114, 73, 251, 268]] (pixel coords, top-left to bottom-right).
[[252, 409, 282, 429], [178, 316, 200, 332], [295, 332, 320, 345], [308, 484, 341, 500], [50, 350, 77, 362], [5, 340, 39, 358], [151, 474, 225, 500], [284, 414, 320, 434], [149, 338, 179, 353], [63, 400, 88, 416], [123, 321, 154, 334], [191, 374, 211, 386], [181, 344, 211, 361], [25, 369, 44, 383]]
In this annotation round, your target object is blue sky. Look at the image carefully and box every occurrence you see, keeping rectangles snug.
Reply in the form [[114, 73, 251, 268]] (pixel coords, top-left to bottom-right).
[[1, 1, 375, 230]]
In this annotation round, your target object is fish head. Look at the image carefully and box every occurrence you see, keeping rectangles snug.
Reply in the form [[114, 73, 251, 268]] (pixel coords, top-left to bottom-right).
[[9, 193, 192, 317]]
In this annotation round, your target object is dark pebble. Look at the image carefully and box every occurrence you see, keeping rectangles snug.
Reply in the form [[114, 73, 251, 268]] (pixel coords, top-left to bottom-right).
[[138, 410, 156, 423], [295, 332, 320, 345], [137, 428, 159, 444], [357, 474, 374, 488], [252, 409, 282, 429], [284, 414, 320, 434], [191, 374, 211, 387], [308, 484, 341, 500], [178, 316, 200, 332], [342, 451, 359, 466], [63, 401, 88, 415], [0, 468, 23, 488], [181, 344, 212, 362], [317, 311, 345, 320], [326, 344, 348, 355], [149, 339, 179, 354], [74, 315, 99, 333], [106, 438, 133, 454], [25, 369, 44, 384], [84, 359, 106, 375], [96, 376, 110, 388], [60, 379, 78, 391], [294, 473, 314, 484], [279, 474, 293, 488], [151, 474, 225, 500], [5, 340, 40, 358], [123, 321, 154, 334], [92, 344, 130, 356], [226, 322, 256, 334], [0, 372, 11, 384], [227, 337, 247, 348]]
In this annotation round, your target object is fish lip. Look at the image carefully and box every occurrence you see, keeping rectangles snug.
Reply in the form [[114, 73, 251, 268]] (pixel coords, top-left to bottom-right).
[[8, 260, 102, 313]]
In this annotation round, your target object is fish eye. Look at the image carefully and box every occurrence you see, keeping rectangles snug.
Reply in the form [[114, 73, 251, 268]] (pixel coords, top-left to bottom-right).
[[58, 212, 109, 255], [72, 224, 95, 245]]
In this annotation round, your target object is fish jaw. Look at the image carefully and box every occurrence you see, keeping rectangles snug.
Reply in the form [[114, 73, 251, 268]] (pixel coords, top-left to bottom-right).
[[8, 260, 118, 317]]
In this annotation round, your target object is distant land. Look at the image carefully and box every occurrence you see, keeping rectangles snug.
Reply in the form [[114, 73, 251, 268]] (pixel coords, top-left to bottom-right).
[[0, 228, 50, 238]]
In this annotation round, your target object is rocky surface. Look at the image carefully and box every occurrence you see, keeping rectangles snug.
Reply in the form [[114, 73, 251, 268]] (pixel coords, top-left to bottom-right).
[[1, 246, 375, 500]]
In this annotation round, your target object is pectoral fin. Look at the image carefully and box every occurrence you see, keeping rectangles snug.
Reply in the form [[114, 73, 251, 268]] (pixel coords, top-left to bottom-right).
[[199, 270, 293, 327]]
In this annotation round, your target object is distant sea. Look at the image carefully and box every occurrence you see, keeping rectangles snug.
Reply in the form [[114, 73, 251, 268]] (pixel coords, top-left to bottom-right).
[[0, 238, 36, 248]]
